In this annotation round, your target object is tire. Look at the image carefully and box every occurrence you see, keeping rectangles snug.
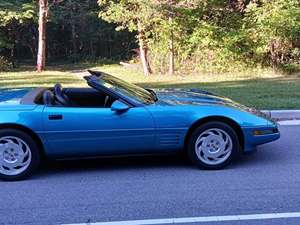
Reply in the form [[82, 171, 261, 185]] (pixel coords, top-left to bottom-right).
[[0, 129, 40, 181], [187, 121, 240, 170]]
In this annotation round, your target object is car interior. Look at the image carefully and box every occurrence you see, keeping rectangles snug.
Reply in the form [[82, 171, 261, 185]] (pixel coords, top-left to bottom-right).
[[40, 83, 116, 108]]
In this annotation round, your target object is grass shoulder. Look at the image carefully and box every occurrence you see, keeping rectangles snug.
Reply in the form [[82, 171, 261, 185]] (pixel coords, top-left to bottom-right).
[[0, 63, 299, 110]]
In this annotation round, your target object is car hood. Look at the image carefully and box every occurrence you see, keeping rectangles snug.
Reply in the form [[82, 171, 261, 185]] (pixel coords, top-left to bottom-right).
[[156, 88, 244, 107], [155, 88, 272, 120]]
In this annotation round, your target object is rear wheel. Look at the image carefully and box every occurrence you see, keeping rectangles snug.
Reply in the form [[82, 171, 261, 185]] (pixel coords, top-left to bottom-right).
[[187, 122, 239, 169], [0, 129, 40, 181]]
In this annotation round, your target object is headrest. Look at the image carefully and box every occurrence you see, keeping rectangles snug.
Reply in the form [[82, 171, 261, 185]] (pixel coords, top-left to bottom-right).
[[54, 83, 62, 95], [43, 90, 55, 106]]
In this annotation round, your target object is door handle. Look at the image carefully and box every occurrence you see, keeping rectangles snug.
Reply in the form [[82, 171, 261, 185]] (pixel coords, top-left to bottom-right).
[[48, 114, 63, 120]]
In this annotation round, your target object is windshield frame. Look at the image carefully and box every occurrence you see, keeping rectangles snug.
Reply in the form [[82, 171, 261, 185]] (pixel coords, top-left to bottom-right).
[[85, 72, 156, 106]]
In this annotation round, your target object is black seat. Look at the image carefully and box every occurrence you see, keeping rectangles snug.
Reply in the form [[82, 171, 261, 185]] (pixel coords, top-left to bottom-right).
[[54, 83, 75, 106], [43, 90, 55, 106]]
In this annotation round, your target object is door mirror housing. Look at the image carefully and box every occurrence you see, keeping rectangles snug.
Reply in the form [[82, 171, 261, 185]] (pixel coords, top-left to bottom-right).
[[111, 100, 130, 113]]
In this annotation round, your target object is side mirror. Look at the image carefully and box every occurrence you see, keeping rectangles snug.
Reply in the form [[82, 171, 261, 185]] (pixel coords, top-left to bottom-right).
[[111, 100, 130, 113]]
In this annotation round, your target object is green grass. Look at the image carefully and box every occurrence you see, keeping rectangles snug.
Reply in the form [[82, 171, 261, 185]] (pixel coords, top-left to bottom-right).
[[0, 63, 299, 110]]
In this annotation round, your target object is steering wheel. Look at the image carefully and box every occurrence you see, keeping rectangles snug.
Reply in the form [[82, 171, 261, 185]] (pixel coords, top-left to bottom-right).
[[54, 83, 70, 106]]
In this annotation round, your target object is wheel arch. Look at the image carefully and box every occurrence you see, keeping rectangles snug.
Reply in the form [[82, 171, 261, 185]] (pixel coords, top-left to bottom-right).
[[0, 123, 46, 157], [184, 116, 244, 151]]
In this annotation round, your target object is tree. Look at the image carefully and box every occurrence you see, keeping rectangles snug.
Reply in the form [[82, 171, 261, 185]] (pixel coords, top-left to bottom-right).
[[244, 0, 300, 66], [36, 0, 48, 72], [98, 0, 155, 76], [147, 0, 202, 75], [154, 0, 175, 75], [152, 0, 177, 75], [37, 0, 67, 72], [51, 0, 99, 59], [1, 0, 300, 73], [0, 0, 36, 66]]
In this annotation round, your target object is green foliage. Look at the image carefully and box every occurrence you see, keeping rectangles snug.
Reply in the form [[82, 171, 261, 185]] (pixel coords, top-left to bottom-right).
[[98, 0, 157, 32], [49, 0, 135, 61], [0, 0, 36, 26], [0, 0, 36, 65], [1, 0, 300, 73], [0, 0, 135, 64], [244, 0, 300, 66], [99, 0, 300, 73], [147, 0, 251, 73], [0, 56, 12, 71]]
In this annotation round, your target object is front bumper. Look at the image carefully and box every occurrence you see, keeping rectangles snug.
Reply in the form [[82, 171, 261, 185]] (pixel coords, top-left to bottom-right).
[[242, 126, 280, 152]]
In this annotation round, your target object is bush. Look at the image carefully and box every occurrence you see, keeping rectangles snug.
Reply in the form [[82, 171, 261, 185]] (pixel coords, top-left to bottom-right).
[[146, 0, 300, 74], [0, 56, 12, 72]]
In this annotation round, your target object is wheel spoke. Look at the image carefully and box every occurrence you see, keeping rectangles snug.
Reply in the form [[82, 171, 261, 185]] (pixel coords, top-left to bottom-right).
[[195, 137, 206, 148], [0, 144, 5, 154], [203, 153, 211, 162], [17, 141, 24, 151], [3, 161, 17, 170], [207, 131, 215, 136], [17, 160, 30, 167]]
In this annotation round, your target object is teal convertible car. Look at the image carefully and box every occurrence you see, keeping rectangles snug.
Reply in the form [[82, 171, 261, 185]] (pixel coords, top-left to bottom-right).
[[0, 70, 279, 180]]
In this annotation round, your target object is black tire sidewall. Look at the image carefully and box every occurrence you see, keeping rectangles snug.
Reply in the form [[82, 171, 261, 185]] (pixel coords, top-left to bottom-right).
[[0, 129, 40, 181], [187, 121, 239, 170]]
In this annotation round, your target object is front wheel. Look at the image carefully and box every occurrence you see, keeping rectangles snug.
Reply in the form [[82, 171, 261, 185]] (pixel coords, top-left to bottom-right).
[[187, 122, 240, 169], [0, 129, 40, 181]]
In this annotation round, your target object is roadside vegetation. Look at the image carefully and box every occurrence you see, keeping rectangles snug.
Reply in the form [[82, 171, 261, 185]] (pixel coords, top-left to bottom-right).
[[1, 0, 300, 74]]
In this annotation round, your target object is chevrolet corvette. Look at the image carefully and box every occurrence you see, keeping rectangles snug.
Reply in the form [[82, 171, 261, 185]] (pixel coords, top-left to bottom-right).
[[0, 70, 280, 180]]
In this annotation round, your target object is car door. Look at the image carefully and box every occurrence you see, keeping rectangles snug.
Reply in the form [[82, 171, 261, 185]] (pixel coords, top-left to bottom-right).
[[42, 105, 156, 158]]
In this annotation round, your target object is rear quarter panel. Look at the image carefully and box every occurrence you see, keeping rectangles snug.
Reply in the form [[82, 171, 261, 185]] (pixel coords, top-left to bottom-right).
[[0, 105, 45, 141]]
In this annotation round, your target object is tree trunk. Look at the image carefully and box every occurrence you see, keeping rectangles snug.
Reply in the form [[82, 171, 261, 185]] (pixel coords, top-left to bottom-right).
[[37, 0, 48, 72], [168, 16, 174, 76], [137, 20, 152, 76], [70, 1, 77, 58], [10, 47, 16, 68], [139, 44, 152, 76], [71, 22, 77, 57], [28, 44, 36, 60]]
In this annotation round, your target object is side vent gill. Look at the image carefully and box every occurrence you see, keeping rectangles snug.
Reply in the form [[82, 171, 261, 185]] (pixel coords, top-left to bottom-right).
[[158, 131, 181, 146]]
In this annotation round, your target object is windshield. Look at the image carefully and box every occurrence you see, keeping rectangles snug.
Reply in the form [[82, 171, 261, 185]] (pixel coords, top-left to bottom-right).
[[92, 73, 156, 104]]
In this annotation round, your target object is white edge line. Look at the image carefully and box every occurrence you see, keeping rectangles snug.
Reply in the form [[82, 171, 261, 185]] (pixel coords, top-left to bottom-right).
[[61, 212, 300, 225]]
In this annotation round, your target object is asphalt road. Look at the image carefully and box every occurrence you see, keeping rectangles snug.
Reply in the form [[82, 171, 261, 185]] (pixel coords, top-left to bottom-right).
[[1, 125, 300, 225]]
